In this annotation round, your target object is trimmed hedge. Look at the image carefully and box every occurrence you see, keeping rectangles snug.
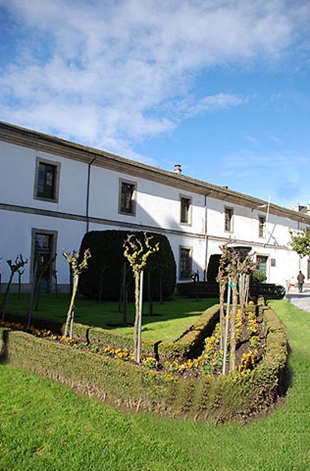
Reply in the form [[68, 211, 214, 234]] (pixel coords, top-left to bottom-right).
[[177, 282, 219, 298], [78, 230, 176, 301], [250, 279, 286, 300], [1, 300, 288, 423], [71, 304, 220, 361], [206, 254, 221, 282]]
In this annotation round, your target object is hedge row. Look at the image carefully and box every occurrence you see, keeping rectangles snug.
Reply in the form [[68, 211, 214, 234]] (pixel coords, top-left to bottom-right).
[[1, 301, 288, 423], [71, 304, 220, 361], [177, 282, 219, 298]]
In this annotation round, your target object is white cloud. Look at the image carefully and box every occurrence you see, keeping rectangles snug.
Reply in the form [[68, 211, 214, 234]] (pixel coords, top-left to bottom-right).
[[0, 0, 309, 157]]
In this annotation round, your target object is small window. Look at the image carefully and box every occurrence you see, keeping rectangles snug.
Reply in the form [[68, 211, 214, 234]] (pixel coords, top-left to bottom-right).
[[34, 158, 60, 202], [224, 207, 234, 232], [180, 196, 191, 224], [258, 216, 266, 238], [119, 180, 136, 215], [179, 247, 192, 280]]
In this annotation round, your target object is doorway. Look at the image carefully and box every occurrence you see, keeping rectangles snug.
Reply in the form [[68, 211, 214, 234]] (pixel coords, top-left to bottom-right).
[[257, 255, 268, 282], [32, 230, 57, 293]]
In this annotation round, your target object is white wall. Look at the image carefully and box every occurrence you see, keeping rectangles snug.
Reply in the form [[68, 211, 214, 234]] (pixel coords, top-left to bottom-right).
[[89, 166, 206, 235], [205, 196, 306, 286], [1, 131, 309, 292], [0, 141, 88, 215], [0, 208, 87, 287]]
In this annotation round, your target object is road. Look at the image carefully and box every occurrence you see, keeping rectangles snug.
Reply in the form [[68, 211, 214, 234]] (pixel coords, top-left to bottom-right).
[[286, 286, 310, 313]]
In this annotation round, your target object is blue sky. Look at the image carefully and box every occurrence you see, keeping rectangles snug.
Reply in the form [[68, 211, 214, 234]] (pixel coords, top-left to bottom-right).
[[1, 0, 309, 208]]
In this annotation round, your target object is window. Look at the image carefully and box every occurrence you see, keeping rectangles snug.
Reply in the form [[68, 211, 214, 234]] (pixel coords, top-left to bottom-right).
[[119, 180, 136, 215], [258, 216, 266, 238], [179, 247, 192, 280], [180, 196, 191, 224], [224, 207, 234, 232], [34, 158, 60, 202]]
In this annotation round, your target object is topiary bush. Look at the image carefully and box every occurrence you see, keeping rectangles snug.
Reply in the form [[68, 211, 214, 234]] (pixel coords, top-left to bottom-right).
[[206, 254, 221, 282], [78, 230, 176, 301]]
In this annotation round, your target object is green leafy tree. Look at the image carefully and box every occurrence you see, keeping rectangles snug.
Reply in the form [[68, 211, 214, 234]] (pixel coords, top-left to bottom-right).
[[290, 229, 310, 258], [123, 232, 159, 363]]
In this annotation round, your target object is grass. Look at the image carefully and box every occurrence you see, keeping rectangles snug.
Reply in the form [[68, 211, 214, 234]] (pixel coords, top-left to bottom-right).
[[0, 298, 310, 470], [2, 292, 218, 342]]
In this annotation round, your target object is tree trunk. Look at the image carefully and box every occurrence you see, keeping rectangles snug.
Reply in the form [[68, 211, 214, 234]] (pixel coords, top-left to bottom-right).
[[244, 274, 250, 305], [133, 271, 140, 362], [219, 282, 226, 350], [229, 283, 238, 373], [238, 274, 245, 319], [0, 271, 15, 321], [222, 279, 231, 375], [64, 274, 79, 338]]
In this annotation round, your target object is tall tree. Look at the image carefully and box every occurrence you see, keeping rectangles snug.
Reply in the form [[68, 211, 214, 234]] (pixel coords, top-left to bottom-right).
[[123, 232, 159, 363]]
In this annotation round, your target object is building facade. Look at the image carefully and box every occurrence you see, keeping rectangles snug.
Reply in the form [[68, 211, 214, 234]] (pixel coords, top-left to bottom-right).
[[0, 121, 309, 293]]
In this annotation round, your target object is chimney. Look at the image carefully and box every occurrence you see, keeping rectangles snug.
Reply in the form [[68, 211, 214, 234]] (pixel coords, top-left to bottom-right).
[[174, 164, 182, 175]]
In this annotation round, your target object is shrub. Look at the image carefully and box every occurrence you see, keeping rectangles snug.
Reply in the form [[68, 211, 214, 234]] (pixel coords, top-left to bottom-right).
[[78, 230, 176, 301], [253, 269, 267, 283], [206, 254, 221, 282]]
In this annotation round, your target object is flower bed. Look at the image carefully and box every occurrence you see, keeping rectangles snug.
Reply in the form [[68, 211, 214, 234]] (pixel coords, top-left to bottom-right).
[[0, 300, 288, 423]]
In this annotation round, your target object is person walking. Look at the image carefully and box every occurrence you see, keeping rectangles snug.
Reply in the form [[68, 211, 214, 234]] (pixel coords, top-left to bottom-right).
[[297, 271, 305, 293]]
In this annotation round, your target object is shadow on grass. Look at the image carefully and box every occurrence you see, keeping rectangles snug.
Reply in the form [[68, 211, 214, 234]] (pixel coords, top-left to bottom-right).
[[0, 329, 9, 364], [2, 293, 219, 331], [278, 342, 293, 398]]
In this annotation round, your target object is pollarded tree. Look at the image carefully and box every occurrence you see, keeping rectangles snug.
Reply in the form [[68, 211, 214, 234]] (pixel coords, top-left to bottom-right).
[[239, 256, 258, 319], [216, 252, 230, 351], [1, 254, 28, 321], [123, 232, 159, 363], [63, 248, 91, 339], [218, 244, 257, 374]]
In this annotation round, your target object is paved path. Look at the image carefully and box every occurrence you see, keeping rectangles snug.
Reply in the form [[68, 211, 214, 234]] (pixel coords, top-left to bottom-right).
[[286, 287, 310, 313]]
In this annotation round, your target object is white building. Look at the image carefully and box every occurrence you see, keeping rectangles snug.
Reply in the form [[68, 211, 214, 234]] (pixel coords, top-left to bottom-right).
[[0, 121, 309, 293]]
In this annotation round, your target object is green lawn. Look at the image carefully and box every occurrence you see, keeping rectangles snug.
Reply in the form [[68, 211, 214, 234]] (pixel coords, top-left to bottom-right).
[[2, 292, 217, 342], [0, 298, 309, 470]]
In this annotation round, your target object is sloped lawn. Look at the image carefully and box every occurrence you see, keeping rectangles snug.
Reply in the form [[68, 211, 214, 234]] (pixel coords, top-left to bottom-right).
[[0, 298, 309, 470]]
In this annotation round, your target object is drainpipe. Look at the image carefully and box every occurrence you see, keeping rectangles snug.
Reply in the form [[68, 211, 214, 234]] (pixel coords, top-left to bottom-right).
[[86, 156, 96, 233]]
